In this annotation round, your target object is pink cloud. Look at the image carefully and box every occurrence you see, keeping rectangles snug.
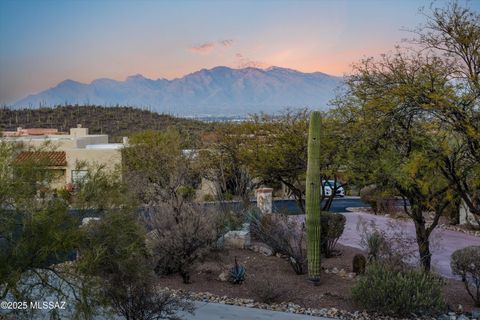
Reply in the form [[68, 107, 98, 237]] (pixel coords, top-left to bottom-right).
[[190, 42, 216, 53], [189, 39, 234, 54]]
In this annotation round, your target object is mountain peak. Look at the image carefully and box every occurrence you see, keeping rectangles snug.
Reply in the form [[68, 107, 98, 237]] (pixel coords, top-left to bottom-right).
[[56, 79, 81, 87], [126, 74, 149, 81], [12, 66, 344, 115]]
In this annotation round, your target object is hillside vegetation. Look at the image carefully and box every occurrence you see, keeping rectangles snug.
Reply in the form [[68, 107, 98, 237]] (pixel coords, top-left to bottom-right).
[[0, 105, 215, 143]]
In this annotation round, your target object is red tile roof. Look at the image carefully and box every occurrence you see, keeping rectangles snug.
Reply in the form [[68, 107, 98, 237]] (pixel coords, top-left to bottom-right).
[[14, 151, 67, 167]]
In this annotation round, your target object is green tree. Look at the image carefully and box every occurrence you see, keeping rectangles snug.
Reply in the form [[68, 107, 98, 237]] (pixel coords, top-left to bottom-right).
[[122, 128, 201, 209], [197, 124, 253, 204], [411, 2, 480, 223], [239, 111, 309, 211], [72, 162, 133, 212], [235, 110, 347, 213], [334, 51, 455, 270]]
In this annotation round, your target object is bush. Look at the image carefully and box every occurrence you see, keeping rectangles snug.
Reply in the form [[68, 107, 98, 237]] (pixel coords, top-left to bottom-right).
[[145, 203, 220, 284], [451, 246, 480, 306], [250, 277, 287, 304], [249, 212, 307, 275], [357, 220, 416, 269], [365, 231, 387, 262], [320, 212, 346, 257], [78, 210, 195, 320], [352, 263, 445, 316], [352, 254, 366, 274]]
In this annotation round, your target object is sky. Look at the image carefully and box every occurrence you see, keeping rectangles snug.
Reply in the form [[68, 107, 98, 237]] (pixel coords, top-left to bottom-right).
[[0, 0, 478, 104]]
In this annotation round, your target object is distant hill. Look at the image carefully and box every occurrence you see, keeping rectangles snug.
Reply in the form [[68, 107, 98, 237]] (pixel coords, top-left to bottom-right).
[[11, 66, 344, 116], [0, 105, 214, 143]]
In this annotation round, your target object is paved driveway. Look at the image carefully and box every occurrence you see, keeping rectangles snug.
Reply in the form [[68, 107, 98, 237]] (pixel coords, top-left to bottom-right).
[[338, 211, 480, 278], [179, 301, 336, 320]]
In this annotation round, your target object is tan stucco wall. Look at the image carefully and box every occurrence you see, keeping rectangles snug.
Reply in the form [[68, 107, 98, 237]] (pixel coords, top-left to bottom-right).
[[65, 148, 122, 184]]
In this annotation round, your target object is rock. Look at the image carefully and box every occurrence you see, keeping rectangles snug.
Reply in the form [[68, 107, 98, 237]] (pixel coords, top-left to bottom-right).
[[223, 230, 251, 249], [218, 271, 228, 282], [338, 269, 347, 277], [331, 267, 339, 274], [250, 244, 273, 256]]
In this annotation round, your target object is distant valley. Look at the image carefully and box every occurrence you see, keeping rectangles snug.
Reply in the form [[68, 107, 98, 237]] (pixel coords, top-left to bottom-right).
[[11, 66, 344, 116]]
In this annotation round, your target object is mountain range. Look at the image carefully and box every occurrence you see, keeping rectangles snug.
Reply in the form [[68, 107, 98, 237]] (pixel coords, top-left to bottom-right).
[[12, 66, 344, 116]]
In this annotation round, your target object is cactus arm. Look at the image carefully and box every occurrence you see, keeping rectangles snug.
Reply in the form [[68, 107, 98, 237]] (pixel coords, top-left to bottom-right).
[[306, 111, 322, 283]]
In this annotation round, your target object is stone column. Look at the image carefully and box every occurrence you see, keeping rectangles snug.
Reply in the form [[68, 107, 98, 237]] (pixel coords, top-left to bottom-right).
[[256, 188, 273, 214]]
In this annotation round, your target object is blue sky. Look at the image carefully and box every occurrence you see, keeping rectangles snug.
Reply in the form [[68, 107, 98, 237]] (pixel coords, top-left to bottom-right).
[[0, 0, 478, 104]]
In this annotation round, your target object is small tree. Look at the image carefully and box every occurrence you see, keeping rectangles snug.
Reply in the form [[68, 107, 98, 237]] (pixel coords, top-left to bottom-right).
[[122, 129, 201, 207], [145, 203, 219, 284]]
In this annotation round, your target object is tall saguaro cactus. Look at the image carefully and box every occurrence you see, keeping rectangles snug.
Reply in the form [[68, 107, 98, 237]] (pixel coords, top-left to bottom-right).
[[306, 111, 322, 284]]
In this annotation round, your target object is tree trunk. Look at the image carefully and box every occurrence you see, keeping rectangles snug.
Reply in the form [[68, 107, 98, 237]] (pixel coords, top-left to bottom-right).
[[413, 216, 431, 271]]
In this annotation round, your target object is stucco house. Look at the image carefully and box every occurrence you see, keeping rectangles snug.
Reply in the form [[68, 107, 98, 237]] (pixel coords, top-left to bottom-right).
[[3, 125, 125, 189]]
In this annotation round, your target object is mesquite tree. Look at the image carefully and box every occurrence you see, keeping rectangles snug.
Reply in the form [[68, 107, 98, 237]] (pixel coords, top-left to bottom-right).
[[305, 111, 322, 283], [334, 52, 455, 271]]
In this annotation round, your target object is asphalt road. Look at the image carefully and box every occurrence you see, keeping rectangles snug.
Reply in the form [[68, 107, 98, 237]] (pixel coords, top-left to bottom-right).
[[272, 196, 368, 214], [205, 196, 370, 215]]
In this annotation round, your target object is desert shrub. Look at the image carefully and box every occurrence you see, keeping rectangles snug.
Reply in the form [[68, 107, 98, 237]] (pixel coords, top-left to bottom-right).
[[357, 219, 416, 269], [249, 212, 307, 275], [365, 231, 387, 262], [145, 203, 220, 284], [250, 277, 287, 304], [352, 263, 446, 316], [320, 212, 346, 257], [451, 246, 480, 306], [352, 254, 366, 275]]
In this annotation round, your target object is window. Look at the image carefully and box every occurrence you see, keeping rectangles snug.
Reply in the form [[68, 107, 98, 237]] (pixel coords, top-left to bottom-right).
[[72, 170, 88, 185]]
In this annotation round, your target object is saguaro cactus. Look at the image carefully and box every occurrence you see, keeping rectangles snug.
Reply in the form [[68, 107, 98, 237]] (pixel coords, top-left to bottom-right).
[[306, 111, 322, 284]]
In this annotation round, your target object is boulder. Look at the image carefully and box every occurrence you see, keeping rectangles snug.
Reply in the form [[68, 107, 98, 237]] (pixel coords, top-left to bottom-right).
[[223, 230, 251, 249], [250, 244, 273, 256]]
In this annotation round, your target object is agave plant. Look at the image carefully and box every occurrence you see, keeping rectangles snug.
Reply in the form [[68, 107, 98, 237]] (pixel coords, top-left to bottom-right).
[[228, 257, 246, 284]]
